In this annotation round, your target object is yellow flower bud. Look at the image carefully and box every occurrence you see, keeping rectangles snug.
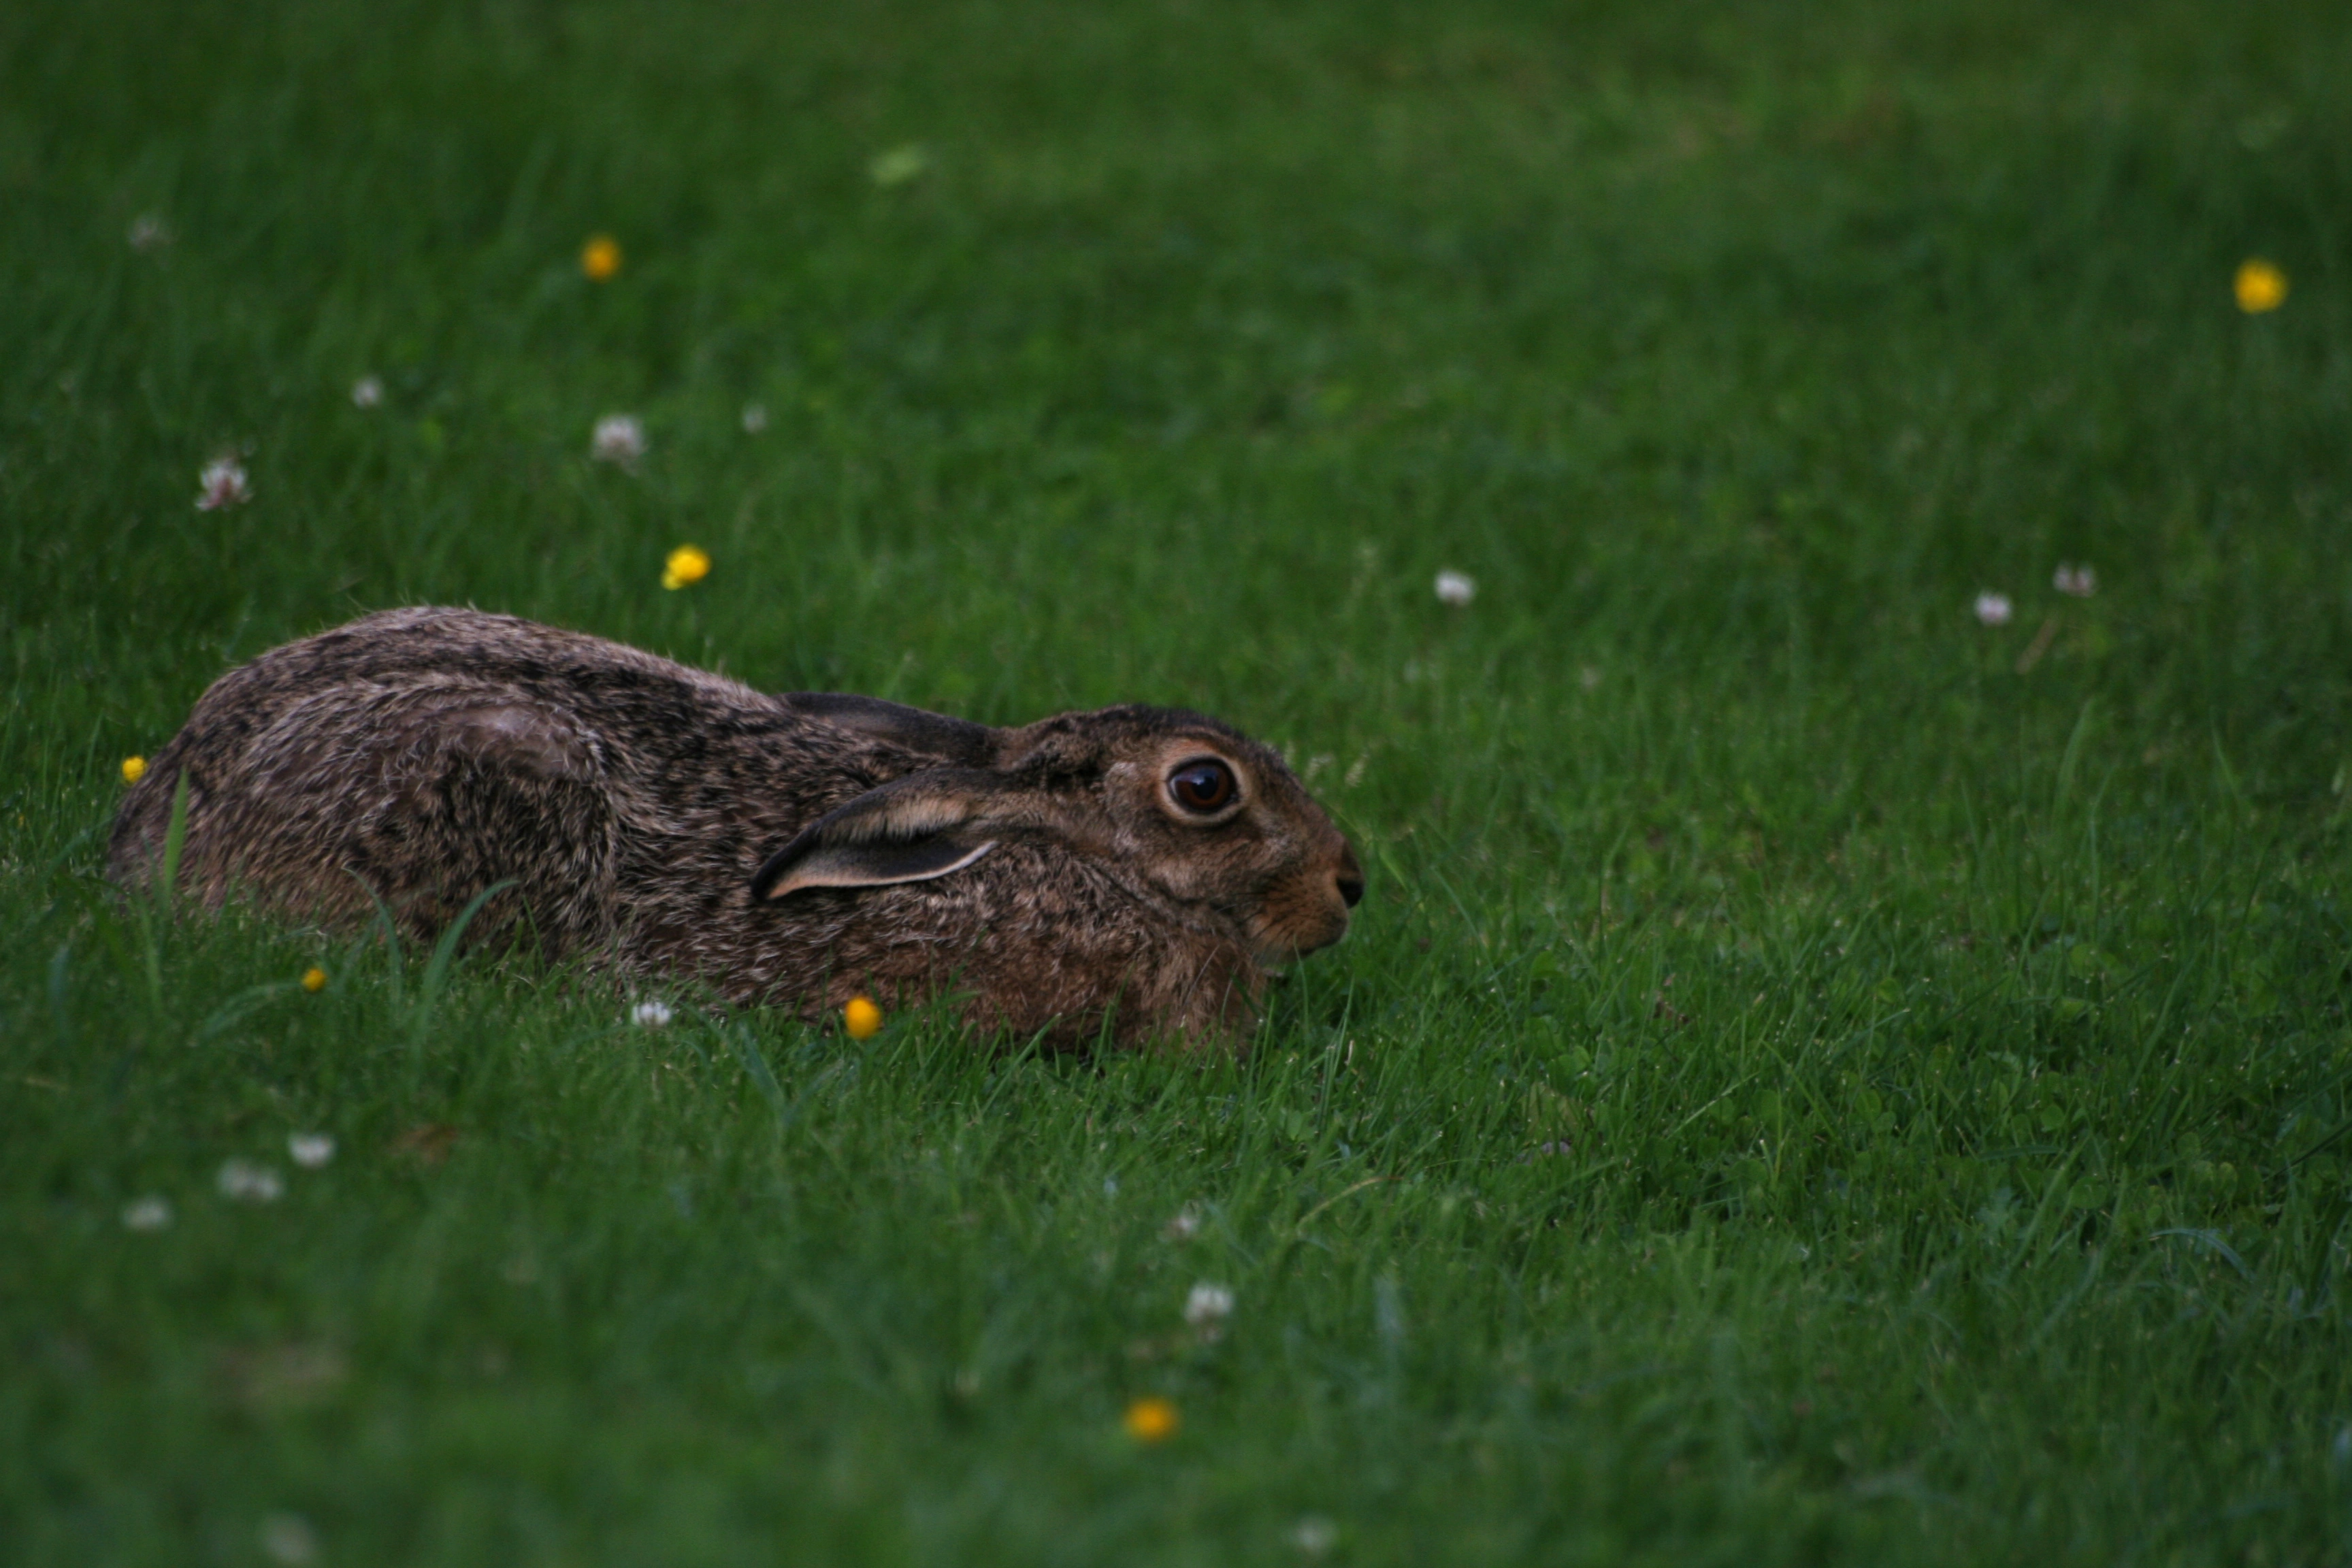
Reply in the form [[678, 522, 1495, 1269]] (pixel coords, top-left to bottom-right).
[[121, 755, 148, 785], [1122, 1396, 1179, 1443], [663, 544, 710, 591], [844, 995, 883, 1040], [2235, 259, 2287, 314], [301, 967, 328, 993], [581, 234, 622, 281]]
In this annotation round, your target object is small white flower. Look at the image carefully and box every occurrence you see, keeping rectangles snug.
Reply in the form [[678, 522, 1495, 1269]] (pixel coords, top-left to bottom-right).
[[127, 213, 172, 252], [289, 1133, 336, 1169], [1434, 569, 1477, 606], [122, 1196, 172, 1231], [2053, 563, 2097, 598], [259, 1513, 318, 1565], [591, 414, 647, 468], [218, 1160, 284, 1203], [196, 457, 251, 511], [740, 402, 769, 434], [350, 376, 384, 409], [1972, 591, 2013, 627], [1162, 1209, 1201, 1241], [1578, 666, 1604, 690], [632, 999, 674, 1029], [1288, 1516, 1338, 1557], [870, 144, 932, 186], [1183, 1281, 1235, 1331]]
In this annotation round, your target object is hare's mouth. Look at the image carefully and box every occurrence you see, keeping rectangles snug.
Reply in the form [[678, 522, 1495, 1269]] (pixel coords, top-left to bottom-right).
[[1247, 904, 1352, 967], [1251, 934, 1347, 971]]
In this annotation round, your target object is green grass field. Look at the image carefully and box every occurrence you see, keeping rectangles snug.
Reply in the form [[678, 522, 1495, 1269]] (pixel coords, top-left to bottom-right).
[[7, 1, 2352, 1561]]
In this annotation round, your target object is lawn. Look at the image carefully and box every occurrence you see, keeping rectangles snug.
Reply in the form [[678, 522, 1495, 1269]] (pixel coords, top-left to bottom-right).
[[5, 0, 2352, 1562]]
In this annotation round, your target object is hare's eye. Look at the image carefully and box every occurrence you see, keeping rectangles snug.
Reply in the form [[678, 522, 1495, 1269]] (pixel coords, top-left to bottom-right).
[[1168, 760, 1237, 815]]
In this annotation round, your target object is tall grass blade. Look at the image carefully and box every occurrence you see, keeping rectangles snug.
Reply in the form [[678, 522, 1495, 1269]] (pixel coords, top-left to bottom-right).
[[195, 979, 301, 1043], [141, 770, 192, 1015], [733, 1022, 787, 1115], [409, 878, 515, 1049], [47, 943, 72, 1056], [345, 870, 407, 1010]]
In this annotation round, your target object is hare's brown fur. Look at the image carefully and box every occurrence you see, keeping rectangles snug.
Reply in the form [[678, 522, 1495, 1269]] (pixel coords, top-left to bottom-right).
[[108, 608, 1362, 1047]]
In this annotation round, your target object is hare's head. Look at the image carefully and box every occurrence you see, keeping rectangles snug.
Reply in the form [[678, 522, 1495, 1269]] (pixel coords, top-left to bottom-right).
[[758, 696, 1363, 966]]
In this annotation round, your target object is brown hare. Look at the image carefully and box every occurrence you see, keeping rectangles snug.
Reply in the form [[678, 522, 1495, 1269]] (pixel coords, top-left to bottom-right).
[[107, 608, 1364, 1047]]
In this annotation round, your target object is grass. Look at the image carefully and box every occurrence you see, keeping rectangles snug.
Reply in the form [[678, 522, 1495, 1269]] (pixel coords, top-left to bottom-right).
[[5, 0, 2352, 1561]]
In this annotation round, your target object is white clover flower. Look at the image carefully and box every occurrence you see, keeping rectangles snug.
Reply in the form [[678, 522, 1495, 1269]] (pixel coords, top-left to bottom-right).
[[350, 376, 384, 409], [1972, 591, 2012, 627], [1184, 1281, 1235, 1334], [1162, 1209, 1201, 1241], [740, 402, 769, 434], [1289, 1516, 1338, 1557], [632, 998, 674, 1028], [870, 144, 932, 186], [218, 1159, 284, 1203], [122, 1196, 173, 1231], [289, 1133, 336, 1169], [2053, 563, 2098, 598], [1434, 570, 1476, 606], [127, 214, 172, 252], [196, 457, 251, 511], [591, 414, 647, 468], [259, 1514, 318, 1565]]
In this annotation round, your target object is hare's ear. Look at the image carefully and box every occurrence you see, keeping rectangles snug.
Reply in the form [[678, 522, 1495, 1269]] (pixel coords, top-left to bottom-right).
[[781, 693, 1000, 766], [751, 770, 1004, 902]]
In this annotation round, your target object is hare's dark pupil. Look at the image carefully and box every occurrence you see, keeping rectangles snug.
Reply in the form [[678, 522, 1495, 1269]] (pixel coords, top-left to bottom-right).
[[1172, 763, 1232, 813]]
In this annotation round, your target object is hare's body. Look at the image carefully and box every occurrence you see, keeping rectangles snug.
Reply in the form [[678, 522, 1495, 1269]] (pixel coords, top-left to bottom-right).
[[108, 608, 1361, 1046]]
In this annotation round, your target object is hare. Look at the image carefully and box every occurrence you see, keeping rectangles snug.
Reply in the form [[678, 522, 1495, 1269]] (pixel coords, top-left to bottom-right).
[[107, 607, 1364, 1047]]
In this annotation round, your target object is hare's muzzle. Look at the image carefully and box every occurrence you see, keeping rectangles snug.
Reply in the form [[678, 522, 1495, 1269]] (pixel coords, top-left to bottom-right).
[[1254, 836, 1363, 964]]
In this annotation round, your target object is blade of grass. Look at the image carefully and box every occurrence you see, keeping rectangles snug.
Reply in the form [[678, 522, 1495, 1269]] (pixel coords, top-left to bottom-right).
[[140, 770, 191, 1017], [408, 879, 515, 1050]]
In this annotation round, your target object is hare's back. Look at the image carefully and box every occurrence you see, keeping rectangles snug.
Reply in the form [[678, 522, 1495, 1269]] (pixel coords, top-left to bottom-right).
[[200, 606, 761, 718]]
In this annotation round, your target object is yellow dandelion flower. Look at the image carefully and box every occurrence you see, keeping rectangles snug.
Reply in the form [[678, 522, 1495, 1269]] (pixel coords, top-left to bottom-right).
[[2235, 259, 2287, 314], [844, 995, 883, 1040], [121, 755, 148, 785], [1123, 1396, 1179, 1443], [301, 966, 328, 993], [581, 234, 623, 281], [662, 544, 711, 591]]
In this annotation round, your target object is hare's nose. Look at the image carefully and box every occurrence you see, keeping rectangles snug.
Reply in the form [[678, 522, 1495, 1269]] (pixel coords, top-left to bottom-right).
[[1333, 843, 1365, 908]]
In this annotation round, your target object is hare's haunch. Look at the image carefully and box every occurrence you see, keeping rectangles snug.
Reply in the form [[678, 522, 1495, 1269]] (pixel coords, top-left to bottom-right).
[[108, 608, 1364, 1047]]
